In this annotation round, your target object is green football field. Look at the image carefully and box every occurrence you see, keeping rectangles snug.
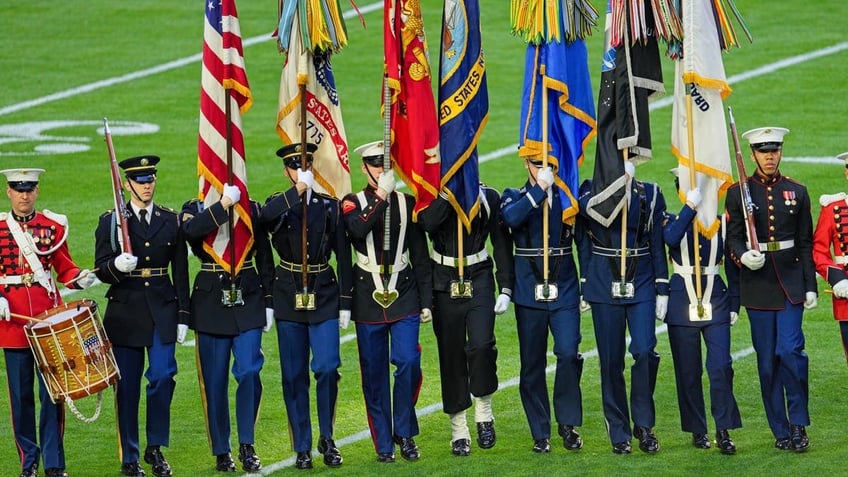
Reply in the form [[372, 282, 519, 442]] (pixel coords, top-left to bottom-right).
[[2, 0, 848, 475]]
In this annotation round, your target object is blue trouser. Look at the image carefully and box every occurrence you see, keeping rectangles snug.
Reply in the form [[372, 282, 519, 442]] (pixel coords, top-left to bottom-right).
[[432, 286, 498, 415], [840, 321, 848, 365], [667, 323, 742, 433], [197, 328, 263, 455], [747, 301, 810, 439], [276, 319, 340, 453], [514, 304, 583, 440], [4, 348, 65, 471], [356, 315, 422, 454], [113, 331, 177, 463], [591, 300, 660, 445]]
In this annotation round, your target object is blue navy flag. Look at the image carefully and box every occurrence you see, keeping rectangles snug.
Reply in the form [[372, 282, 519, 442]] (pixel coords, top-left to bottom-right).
[[585, 0, 664, 227], [518, 27, 596, 224], [438, 0, 488, 232]]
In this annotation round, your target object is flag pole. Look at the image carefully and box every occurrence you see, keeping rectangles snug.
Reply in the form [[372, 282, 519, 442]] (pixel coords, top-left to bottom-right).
[[685, 82, 705, 317], [619, 148, 628, 284], [541, 69, 550, 285], [224, 89, 238, 287], [381, 76, 392, 291], [298, 51, 309, 299]]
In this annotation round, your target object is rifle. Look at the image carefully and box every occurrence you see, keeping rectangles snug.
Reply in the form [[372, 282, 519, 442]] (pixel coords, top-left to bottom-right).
[[727, 108, 759, 251], [104, 118, 133, 255]]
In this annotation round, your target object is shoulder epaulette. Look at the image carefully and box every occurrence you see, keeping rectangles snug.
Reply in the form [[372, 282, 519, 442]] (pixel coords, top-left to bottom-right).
[[100, 209, 116, 218], [820, 192, 847, 207], [42, 209, 68, 226], [155, 204, 178, 214]]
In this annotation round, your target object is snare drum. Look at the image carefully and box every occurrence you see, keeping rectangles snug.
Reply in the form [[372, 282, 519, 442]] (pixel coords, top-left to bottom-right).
[[25, 299, 120, 404]]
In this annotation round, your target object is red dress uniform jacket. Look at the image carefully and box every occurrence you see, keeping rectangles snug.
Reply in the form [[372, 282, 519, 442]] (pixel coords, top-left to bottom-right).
[[813, 193, 848, 320], [0, 211, 82, 348]]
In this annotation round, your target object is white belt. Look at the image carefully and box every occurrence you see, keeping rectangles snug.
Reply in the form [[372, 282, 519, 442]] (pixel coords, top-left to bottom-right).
[[0, 274, 34, 286], [835, 255, 848, 265], [757, 239, 794, 252], [356, 252, 409, 275], [431, 249, 489, 268], [672, 264, 720, 275]]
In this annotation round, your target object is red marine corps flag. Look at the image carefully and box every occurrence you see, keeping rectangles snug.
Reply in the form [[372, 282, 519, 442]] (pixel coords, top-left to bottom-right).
[[197, 0, 253, 275], [385, 0, 441, 217]]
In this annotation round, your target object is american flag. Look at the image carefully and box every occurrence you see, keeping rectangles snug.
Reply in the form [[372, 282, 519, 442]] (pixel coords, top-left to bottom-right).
[[197, 0, 254, 275]]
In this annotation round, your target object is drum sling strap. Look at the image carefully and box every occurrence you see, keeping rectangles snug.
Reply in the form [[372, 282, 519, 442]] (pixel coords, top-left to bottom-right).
[[4, 212, 59, 298]]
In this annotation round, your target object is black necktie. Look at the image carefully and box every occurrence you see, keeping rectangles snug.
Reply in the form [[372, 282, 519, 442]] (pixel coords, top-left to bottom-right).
[[139, 209, 149, 233]]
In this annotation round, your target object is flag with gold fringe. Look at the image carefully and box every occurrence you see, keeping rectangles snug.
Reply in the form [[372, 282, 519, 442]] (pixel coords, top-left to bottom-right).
[[670, 0, 750, 238], [512, 0, 598, 224], [197, 0, 253, 275], [438, 0, 488, 231], [277, 3, 351, 199], [385, 0, 441, 217]]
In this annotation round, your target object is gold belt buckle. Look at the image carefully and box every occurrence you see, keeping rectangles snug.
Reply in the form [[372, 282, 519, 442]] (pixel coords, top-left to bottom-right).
[[22, 273, 34, 287], [450, 279, 473, 299], [294, 292, 316, 310], [766, 241, 781, 252], [141, 268, 152, 278]]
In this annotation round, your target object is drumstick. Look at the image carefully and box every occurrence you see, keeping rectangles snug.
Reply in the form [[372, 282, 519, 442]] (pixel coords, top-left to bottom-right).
[[65, 267, 100, 287], [10, 312, 46, 323]]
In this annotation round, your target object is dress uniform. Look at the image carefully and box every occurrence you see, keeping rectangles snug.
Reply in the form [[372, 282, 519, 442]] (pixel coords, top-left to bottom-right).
[[181, 185, 274, 472], [417, 185, 514, 456], [0, 168, 96, 477], [576, 163, 668, 454], [259, 143, 352, 470], [662, 177, 741, 455], [341, 141, 433, 463], [93, 156, 190, 477], [725, 127, 816, 452], [812, 152, 848, 364], [500, 160, 584, 454]]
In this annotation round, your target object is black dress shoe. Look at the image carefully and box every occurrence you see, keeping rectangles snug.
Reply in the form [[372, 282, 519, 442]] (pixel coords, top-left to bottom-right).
[[633, 426, 660, 454], [238, 444, 262, 472], [532, 438, 551, 454], [376, 452, 396, 463], [144, 446, 172, 477], [121, 462, 146, 477], [476, 421, 496, 449], [775, 437, 792, 450], [317, 436, 343, 467], [612, 441, 632, 454], [716, 430, 736, 455], [451, 438, 471, 456], [692, 433, 711, 449], [393, 435, 420, 461], [215, 452, 236, 472], [19, 465, 38, 477], [558, 424, 583, 450], [294, 451, 313, 470], [790, 424, 809, 452], [44, 469, 69, 477]]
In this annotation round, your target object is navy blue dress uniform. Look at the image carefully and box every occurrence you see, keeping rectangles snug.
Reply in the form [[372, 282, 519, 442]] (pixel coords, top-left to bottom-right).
[[0, 168, 96, 477], [500, 167, 584, 454], [180, 194, 274, 472], [341, 140, 433, 463], [576, 173, 668, 454], [417, 185, 514, 455], [259, 143, 352, 469], [725, 127, 816, 452], [663, 198, 742, 454], [93, 156, 189, 477]]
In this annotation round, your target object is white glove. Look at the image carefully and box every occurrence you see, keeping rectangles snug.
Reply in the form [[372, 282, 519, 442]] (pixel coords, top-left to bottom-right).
[[420, 308, 432, 323], [222, 183, 241, 204], [377, 170, 396, 195], [804, 291, 818, 310], [579, 298, 591, 314], [75, 269, 98, 289], [730, 311, 738, 326], [740, 250, 765, 270], [114, 253, 138, 273], [833, 279, 848, 299], [624, 160, 636, 179], [339, 309, 351, 329], [297, 168, 314, 190], [264, 308, 274, 332], [536, 166, 554, 191], [494, 294, 511, 315], [686, 188, 702, 208], [655, 295, 669, 322], [177, 324, 189, 344], [0, 297, 9, 321]]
